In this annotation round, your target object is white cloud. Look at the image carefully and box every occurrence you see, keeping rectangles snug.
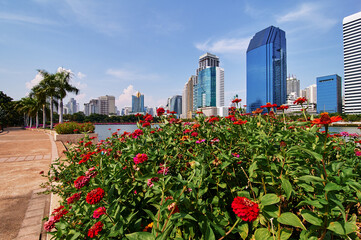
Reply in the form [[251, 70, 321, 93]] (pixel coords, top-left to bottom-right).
[[106, 68, 160, 82], [74, 93, 86, 102], [25, 72, 43, 90], [77, 72, 86, 79], [195, 37, 250, 54], [0, 12, 55, 25], [277, 3, 337, 31], [115, 85, 137, 109]]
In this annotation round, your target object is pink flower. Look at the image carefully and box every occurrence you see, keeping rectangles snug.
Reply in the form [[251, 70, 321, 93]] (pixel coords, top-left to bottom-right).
[[196, 139, 206, 144], [147, 177, 159, 187], [93, 207, 106, 219], [74, 176, 90, 189], [158, 164, 169, 175], [133, 153, 148, 165], [43, 218, 55, 232]]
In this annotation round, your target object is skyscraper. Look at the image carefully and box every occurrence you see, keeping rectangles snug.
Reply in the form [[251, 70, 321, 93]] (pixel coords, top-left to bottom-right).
[[343, 11, 361, 114], [247, 26, 287, 112], [99, 95, 116, 115], [317, 74, 342, 113], [65, 98, 78, 115], [84, 99, 99, 116], [193, 53, 224, 110], [169, 95, 182, 116], [287, 76, 300, 98], [132, 92, 145, 113], [182, 76, 195, 119]]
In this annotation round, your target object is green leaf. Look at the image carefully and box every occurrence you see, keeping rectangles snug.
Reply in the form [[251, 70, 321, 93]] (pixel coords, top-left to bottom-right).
[[278, 212, 306, 230], [281, 177, 293, 200], [261, 194, 280, 206], [205, 223, 216, 240], [237, 222, 249, 240], [345, 214, 357, 235], [248, 161, 258, 178], [324, 182, 342, 192], [298, 175, 325, 183], [288, 146, 322, 161], [254, 228, 270, 240], [278, 228, 292, 240], [327, 221, 345, 235], [126, 232, 155, 240], [301, 210, 323, 226]]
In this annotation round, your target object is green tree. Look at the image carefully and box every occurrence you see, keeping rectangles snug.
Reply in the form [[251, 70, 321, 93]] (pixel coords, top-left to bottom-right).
[[16, 97, 38, 128], [0, 91, 13, 130], [55, 70, 79, 123]]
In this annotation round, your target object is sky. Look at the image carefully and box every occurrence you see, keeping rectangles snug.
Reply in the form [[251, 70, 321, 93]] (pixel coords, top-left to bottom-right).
[[1, 0, 360, 111]]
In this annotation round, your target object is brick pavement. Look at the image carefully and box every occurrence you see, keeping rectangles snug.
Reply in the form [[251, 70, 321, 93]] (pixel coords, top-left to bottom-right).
[[0, 127, 56, 240]]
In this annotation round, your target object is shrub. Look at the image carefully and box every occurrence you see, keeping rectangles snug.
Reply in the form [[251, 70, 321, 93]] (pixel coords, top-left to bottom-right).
[[43, 109, 361, 239], [54, 122, 95, 134]]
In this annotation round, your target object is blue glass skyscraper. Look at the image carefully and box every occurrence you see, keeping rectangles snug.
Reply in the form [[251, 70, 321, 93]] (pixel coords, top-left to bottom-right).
[[132, 92, 144, 113], [317, 74, 342, 113], [246, 26, 287, 112]]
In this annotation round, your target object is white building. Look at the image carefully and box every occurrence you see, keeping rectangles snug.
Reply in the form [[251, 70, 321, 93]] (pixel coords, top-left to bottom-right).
[[99, 95, 116, 115], [287, 76, 300, 98], [344, 11, 361, 114]]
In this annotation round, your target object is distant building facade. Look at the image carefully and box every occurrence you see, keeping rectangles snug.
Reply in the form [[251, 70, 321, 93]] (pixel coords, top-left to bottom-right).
[[132, 92, 145, 113], [99, 95, 115, 115], [182, 75, 195, 119], [193, 53, 224, 110], [344, 11, 361, 114], [84, 99, 99, 116], [65, 98, 78, 115], [287, 76, 300, 98], [247, 26, 287, 112], [317, 74, 342, 113], [169, 95, 182, 116]]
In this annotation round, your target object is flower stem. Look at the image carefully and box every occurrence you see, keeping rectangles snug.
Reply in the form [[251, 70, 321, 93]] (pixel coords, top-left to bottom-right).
[[218, 218, 240, 240]]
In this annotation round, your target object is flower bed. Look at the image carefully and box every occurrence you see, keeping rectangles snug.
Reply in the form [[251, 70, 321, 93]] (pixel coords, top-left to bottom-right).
[[54, 122, 95, 134], [43, 106, 361, 239]]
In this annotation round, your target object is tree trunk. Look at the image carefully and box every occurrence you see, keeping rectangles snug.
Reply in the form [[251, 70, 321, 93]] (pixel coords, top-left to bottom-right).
[[30, 116, 32, 128], [24, 114, 27, 127], [43, 104, 46, 128], [36, 111, 39, 128], [59, 99, 63, 123], [50, 96, 53, 129]]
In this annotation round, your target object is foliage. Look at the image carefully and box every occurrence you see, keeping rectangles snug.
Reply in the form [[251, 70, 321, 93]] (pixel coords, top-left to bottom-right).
[[54, 122, 95, 134], [64, 113, 161, 124], [43, 109, 361, 239], [0, 91, 23, 128]]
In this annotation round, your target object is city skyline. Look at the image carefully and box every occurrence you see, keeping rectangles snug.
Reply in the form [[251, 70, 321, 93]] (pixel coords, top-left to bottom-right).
[[1, 1, 360, 111]]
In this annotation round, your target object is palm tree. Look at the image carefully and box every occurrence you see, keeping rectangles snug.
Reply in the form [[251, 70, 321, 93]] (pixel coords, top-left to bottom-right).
[[31, 84, 48, 128], [55, 70, 79, 123], [17, 97, 38, 128], [37, 70, 58, 129]]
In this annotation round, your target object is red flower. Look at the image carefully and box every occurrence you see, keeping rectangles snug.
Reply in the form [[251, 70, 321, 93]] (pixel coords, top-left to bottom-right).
[[133, 153, 148, 164], [86, 188, 105, 204], [196, 111, 203, 114], [87, 221, 103, 238], [192, 124, 200, 129], [293, 97, 307, 105], [142, 122, 151, 127], [144, 114, 153, 122], [207, 117, 220, 123], [231, 197, 260, 222], [232, 98, 242, 103], [73, 129, 79, 133], [93, 207, 106, 219], [67, 192, 81, 205], [74, 176, 90, 189], [260, 102, 273, 108], [169, 111, 177, 114], [157, 107, 165, 116], [135, 113, 143, 117], [277, 105, 289, 110], [233, 119, 247, 125], [191, 132, 198, 137], [312, 112, 342, 125], [252, 108, 263, 114]]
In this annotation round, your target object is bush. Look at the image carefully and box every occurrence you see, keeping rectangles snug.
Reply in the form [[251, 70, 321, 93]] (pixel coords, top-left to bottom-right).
[[43, 110, 361, 239], [54, 122, 95, 134]]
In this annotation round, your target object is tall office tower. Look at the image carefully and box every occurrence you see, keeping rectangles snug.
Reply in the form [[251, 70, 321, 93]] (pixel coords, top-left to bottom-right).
[[65, 98, 78, 114], [84, 99, 100, 116], [287, 76, 300, 98], [169, 95, 182, 116], [182, 76, 195, 118], [317, 74, 342, 113], [99, 95, 115, 115], [247, 26, 287, 112], [344, 11, 361, 114], [193, 53, 224, 109], [132, 92, 145, 113], [305, 84, 317, 104]]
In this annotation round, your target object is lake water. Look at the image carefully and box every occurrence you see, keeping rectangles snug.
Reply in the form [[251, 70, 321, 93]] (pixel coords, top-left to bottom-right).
[[95, 124, 360, 141], [95, 124, 138, 140]]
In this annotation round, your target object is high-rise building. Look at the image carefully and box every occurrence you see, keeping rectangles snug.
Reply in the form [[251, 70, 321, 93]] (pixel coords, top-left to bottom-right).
[[84, 99, 100, 116], [99, 95, 115, 115], [247, 26, 287, 112], [305, 84, 317, 104], [169, 95, 182, 116], [132, 92, 145, 113], [317, 74, 342, 113], [287, 76, 300, 98], [344, 11, 361, 114], [65, 98, 78, 114], [182, 76, 195, 119], [193, 53, 224, 110]]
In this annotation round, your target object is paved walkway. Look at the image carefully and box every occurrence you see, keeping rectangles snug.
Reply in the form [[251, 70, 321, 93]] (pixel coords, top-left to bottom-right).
[[0, 127, 57, 240]]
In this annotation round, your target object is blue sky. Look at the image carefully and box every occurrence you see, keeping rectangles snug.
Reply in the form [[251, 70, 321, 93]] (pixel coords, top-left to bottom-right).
[[1, 0, 360, 110]]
